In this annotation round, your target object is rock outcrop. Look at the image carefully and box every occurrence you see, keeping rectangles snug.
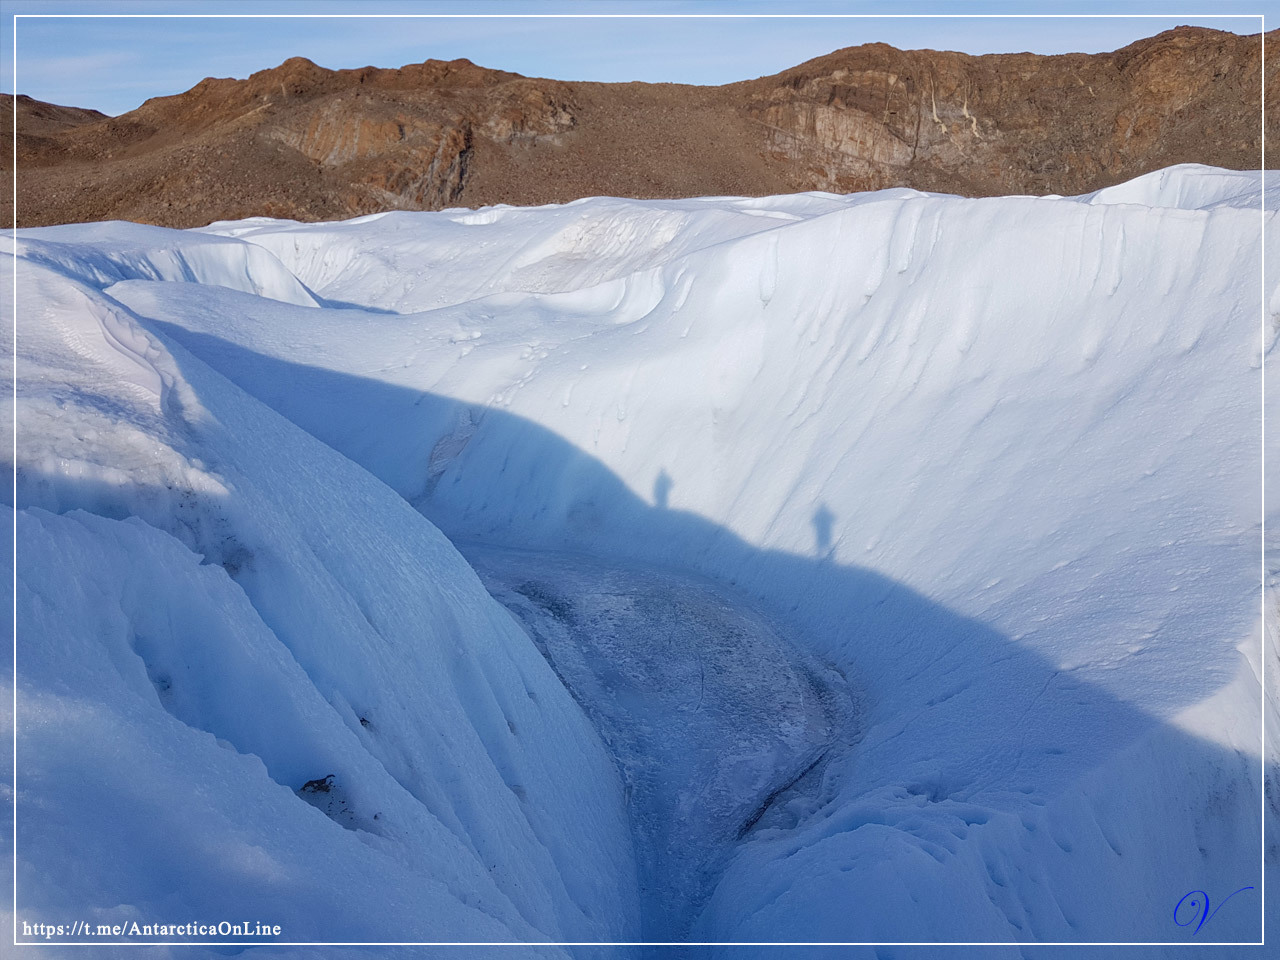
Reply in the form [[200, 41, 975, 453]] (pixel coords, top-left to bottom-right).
[[740, 27, 1272, 196]]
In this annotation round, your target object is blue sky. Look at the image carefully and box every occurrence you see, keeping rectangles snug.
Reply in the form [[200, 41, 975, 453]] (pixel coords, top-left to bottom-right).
[[3, 1, 1272, 117]]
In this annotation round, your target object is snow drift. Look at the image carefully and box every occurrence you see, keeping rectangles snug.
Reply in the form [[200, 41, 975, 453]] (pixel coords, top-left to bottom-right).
[[4, 163, 1273, 955]]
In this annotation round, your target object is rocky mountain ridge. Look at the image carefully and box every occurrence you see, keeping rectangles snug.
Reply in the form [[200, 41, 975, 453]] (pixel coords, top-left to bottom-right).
[[7, 25, 1274, 227]]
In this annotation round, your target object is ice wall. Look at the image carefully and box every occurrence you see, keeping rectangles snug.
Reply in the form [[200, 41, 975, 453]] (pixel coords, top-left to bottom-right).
[[5, 257, 640, 948]]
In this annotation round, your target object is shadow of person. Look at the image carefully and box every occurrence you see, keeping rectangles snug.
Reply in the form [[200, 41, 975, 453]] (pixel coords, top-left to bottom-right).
[[812, 503, 834, 558], [654, 469, 673, 509]]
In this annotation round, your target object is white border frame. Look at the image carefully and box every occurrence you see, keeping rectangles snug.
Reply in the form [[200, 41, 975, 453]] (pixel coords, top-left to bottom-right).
[[8, 9, 1269, 949]]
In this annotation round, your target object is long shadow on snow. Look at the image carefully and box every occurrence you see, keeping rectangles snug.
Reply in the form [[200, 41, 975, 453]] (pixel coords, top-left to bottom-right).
[[133, 320, 1266, 947]]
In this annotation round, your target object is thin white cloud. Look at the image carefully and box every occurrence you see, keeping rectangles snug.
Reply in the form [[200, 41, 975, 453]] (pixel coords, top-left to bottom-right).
[[19, 50, 136, 79]]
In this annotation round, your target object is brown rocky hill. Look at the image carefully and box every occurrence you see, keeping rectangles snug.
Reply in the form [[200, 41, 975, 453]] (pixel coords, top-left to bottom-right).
[[7, 26, 1275, 228]]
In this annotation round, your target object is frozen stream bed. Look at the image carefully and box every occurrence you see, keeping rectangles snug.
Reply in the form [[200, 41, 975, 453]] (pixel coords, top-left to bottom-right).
[[461, 542, 856, 939]]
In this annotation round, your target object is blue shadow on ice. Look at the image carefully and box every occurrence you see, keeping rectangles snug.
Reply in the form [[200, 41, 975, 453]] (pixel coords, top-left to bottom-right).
[[62, 318, 1269, 951]]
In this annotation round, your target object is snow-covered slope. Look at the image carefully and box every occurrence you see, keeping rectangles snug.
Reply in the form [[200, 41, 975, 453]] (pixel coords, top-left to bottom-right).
[[6, 163, 1273, 954]]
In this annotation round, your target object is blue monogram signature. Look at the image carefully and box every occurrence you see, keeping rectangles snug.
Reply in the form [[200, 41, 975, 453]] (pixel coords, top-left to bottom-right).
[[1174, 887, 1254, 935]]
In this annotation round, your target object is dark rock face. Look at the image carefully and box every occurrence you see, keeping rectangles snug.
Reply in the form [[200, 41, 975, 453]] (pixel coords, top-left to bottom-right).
[[6, 26, 1273, 228]]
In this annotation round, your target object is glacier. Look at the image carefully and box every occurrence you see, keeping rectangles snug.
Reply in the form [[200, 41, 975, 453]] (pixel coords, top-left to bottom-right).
[[2, 163, 1275, 957]]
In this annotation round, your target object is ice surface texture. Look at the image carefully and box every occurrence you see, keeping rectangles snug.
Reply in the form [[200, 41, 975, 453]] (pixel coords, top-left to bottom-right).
[[4, 163, 1275, 954]]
